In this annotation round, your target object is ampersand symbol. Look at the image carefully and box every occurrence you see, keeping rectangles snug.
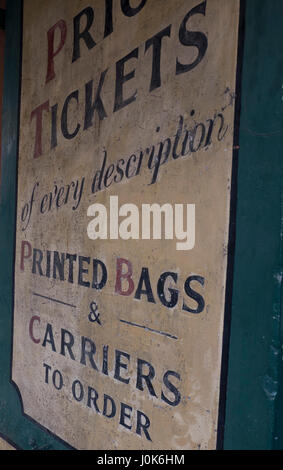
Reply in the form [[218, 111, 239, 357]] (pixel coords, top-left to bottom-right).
[[88, 301, 101, 325]]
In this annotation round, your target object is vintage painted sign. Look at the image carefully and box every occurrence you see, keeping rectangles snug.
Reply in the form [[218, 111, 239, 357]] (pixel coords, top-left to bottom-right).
[[12, 0, 240, 450]]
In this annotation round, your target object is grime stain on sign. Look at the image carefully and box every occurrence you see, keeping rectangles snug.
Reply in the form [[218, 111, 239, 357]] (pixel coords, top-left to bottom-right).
[[12, 0, 240, 450]]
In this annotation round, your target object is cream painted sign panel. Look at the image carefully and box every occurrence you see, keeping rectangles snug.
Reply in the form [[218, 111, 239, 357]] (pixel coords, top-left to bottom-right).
[[12, 0, 240, 450]]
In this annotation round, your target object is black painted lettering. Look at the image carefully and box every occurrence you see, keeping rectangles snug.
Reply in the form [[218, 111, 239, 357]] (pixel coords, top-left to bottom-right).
[[148, 137, 171, 185], [52, 369, 64, 390], [134, 267, 155, 303], [120, 0, 147, 17], [190, 122, 206, 152], [182, 275, 205, 314], [136, 358, 157, 397], [42, 323, 56, 352], [145, 25, 171, 91], [176, 1, 208, 75], [104, 163, 115, 188], [40, 194, 49, 214], [103, 394, 116, 418], [136, 410, 151, 441], [72, 7, 96, 63], [172, 115, 184, 159], [53, 251, 65, 281], [102, 345, 109, 375], [60, 328, 75, 360], [157, 272, 179, 308], [72, 178, 85, 211], [216, 113, 229, 141], [43, 363, 51, 383], [61, 90, 81, 140], [125, 154, 137, 179], [55, 186, 65, 208], [64, 181, 75, 205], [114, 158, 125, 183], [51, 103, 58, 149], [66, 253, 77, 283], [78, 256, 90, 287], [119, 402, 132, 429], [92, 258, 107, 290], [87, 386, 100, 412], [48, 185, 58, 211], [114, 48, 139, 112], [104, 0, 113, 38], [161, 370, 181, 407], [136, 151, 144, 175], [91, 151, 107, 193], [32, 248, 43, 276], [84, 70, 108, 130], [80, 336, 98, 370], [46, 250, 51, 277], [72, 379, 84, 401], [114, 350, 130, 384]]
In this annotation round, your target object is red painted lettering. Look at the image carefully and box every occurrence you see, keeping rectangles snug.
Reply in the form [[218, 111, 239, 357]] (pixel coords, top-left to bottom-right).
[[30, 101, 49, 159], [29, 316, 41, 344], [46, 19, 67, 83], [20, 240, 32, 271], [115, 258, 134, 296]]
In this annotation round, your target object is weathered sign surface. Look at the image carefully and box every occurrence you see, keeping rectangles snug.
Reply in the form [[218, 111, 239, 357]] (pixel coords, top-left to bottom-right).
[[0, 436, 16, 451], [12, 0, 240, 449]]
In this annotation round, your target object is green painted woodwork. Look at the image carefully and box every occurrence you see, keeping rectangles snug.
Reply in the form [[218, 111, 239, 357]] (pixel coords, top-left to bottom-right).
[[0, 0, 71, 450], [224, 0, 283, 450]]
